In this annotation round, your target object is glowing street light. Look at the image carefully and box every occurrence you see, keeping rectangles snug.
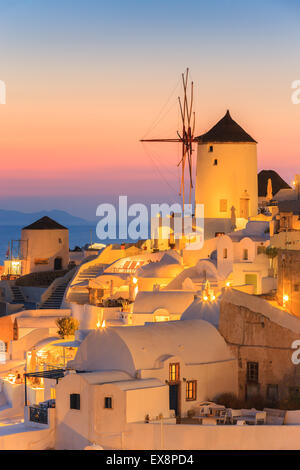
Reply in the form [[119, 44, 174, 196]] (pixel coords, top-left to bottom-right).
[[283, 294, 289, 309]]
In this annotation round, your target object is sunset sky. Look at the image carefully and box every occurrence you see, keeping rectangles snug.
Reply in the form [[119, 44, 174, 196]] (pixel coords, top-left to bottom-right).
[[0, 0, 299, 219]]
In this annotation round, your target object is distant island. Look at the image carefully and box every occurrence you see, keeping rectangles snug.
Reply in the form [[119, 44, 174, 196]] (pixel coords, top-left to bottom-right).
[[0, 209, 94, 226]]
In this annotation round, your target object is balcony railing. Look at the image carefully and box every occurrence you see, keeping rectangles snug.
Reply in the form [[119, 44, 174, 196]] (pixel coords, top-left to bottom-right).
[[29, 405, 48, 425]]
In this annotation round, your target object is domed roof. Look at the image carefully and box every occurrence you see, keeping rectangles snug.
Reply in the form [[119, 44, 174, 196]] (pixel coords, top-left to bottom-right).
[[69, 319, 234, 375], [181, 296, 220, 327], [22, 216, 68, 230], [133, 290, 195, 315], [136, 253, 183, 278], [195, 110, 256, 143]]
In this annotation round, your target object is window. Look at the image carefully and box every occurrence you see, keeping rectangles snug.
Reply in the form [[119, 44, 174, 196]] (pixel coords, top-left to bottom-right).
[[220, 199, 227, 213], [213, 159, 218, 166], [169, 363, 180, 382], [70, 393, 80, 410], [223, 248, 228, 259], [294, 284, 300, 292], [186, 380, 197, 401], [267, 384, 278, 402], [247, 362, 258, 383], [58, 238, 62, 244], [243, 249, 249, 260], [209, 145, 213, 153], [104, 397, 112, 409]]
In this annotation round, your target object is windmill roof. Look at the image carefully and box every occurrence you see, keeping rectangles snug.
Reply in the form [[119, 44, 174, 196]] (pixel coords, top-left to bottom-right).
[[195, 110, 256, 143], [22, 216, 68, 230], [258, 170, 291, 197]]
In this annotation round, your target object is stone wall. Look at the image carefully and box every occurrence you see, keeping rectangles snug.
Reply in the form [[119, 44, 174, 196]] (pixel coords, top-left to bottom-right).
[[219, 294, 300, 402]]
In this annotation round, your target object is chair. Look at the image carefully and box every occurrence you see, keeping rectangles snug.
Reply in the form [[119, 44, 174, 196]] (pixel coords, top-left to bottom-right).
[[228, 409, 242, 424], [255, 411, 266, 425], [216, 409, 228, 425]]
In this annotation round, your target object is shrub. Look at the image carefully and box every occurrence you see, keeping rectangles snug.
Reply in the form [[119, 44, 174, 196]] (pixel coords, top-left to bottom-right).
[[213, 392, 244, 409], [187, 409, 196, 418], [56, 316, 79, 339]]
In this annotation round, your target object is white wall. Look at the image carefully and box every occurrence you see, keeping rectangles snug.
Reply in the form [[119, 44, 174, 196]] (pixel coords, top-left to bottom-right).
[[195, 142, 258, 220], [126, 386, 170, 423], [20, 228, 69, 275], [123, 421, 300, 450]]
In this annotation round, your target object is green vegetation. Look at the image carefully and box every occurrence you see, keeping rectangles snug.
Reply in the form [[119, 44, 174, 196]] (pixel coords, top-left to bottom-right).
[[56, 316, 79, 339]]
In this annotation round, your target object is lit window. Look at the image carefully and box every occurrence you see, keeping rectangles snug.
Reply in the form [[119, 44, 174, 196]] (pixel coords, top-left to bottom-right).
[[220, 199, 227, 212], [247, 362, 258, 383], [104, 397, 112, 409], [186, 380, 197, 401], [155, 315, 169, 322], [70, 393, 80, 410], [223, 248, 228, 259], [243, 249, 249, 260], [169, 363, 180, 382]]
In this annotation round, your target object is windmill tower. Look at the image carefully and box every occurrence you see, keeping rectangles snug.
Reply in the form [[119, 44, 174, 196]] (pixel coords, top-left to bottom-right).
[[194, 110, 258, 238]]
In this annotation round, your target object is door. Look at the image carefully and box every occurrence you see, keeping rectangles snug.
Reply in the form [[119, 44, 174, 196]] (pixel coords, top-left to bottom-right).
[[169, 384, 179, 417], [240, 198, 249, 218], [245, 274, 257, 294], [54, 257, 62, 270]]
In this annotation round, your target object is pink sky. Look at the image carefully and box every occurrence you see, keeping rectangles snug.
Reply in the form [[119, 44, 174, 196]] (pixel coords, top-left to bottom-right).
[[0, 0, 299, 218]]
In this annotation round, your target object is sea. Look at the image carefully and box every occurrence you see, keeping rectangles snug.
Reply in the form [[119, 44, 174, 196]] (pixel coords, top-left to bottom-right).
[[0, 225, 105, 265]]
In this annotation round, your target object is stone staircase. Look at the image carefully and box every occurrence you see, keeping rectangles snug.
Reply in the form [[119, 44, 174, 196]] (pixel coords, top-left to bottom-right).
[[10, 285, 25, 304], [67, 291, 90, 305], [40, 281, 69, 309], [65, 263, 105, 305], [77, 264, 104, 281]]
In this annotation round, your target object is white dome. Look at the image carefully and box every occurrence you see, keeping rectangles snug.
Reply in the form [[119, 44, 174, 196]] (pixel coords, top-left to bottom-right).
[[136, 253, 183, 278], [181, 296, 221, 327], [69, 319, 233, 375]]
